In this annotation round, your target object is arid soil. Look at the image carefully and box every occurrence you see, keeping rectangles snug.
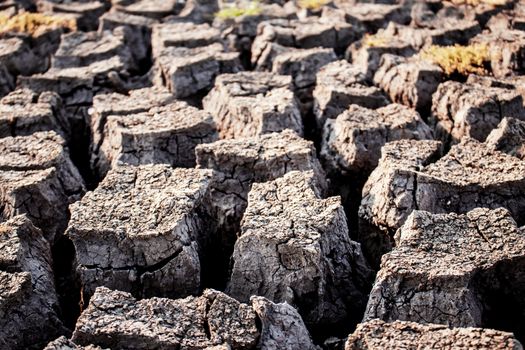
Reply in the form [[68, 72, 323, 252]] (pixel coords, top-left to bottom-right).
[[1, 0, 525, 349]]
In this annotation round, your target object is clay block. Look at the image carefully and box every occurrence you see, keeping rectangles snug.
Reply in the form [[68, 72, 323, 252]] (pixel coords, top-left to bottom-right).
[[471, 29, 525, 78], [337, 2, 411, 32], [151, 22, 220, 58], [431, 81, 524, 144], [320, 103, 433, 176], [52, 29, 134, 72], [0, 89, 68, 138], [0, 37, 39, 76], [71, 287, 259, 349], [66, 164, 214, 299], [17, 66, 95, 107], [89, 86, 176, 157], [212, 3, 288, 53], [345, 319, 522, 350], [154, 43, 241, 98], [203, 72, 302, 139], [98, 11, 157, 66], [44, 337, 105, 350], [398, 19, 480, 49], [96, 101, 218, 177], [364, 208, 525, 335], [112, 0, 183, 19], [373, 54, 443, 113], [196, 130, 326, 233], [0, 216, 65, 349], [36, 0, 107, 31], [227, 171, 373, 327], [359, 138, 525, 264], [313, 60, 389, 128], [486, 117, 525, 159], [251, 17, 357, 57], [272, 46, 336, 90], [346, 26, 416, 81], [253, 44, 336, 90], [0, 131, 85, 242], [251, 296, 317, 350]]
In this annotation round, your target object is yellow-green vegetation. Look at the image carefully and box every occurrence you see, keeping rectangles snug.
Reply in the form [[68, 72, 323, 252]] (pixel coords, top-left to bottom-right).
[[420, 44, 490, 76], [448, 0, 507, 6], [0, 12, 76, 36], [362, 33, 389, 48], [297, 0, 331, 10], [215, 1, 262, 19]]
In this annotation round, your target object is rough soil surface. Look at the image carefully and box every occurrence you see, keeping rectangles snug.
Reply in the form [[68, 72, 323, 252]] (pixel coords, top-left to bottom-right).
[[2, 1, 525, 349], [364, 208, 525, 341], [345, 319, 522, 350]]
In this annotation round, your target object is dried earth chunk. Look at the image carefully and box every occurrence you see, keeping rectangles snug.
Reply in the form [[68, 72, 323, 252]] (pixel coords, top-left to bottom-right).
[[431, 81, 524, 144], [227, 171, 373, 328], [66, 165, 213, 299], [98, 11, 157, 67], [345, 319, 522, 350], [71, 287, 259, 349], [203, 72, 302, 139], [486, 117, 525, 159], [0, 89, 68, 138], [154, 43, 241, 98], [89, 86, 176, 159], [196, 129, 326, 233], [0, 131, 84, 242], [320, 104, 433, 177], [96, 101, 218, 177], [0, 216, 65, 349], [471, 29, 525, 78], [364, 208, 525, 342], [359, 138, 525, 265], [151, 22, 220, 58], [313, 60, 389, 128], [373, 54, 443, 113]]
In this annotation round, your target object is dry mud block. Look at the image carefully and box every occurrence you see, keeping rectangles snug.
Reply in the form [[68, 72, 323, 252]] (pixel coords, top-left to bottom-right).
[[335, 2, 411, 32], [431, 81, 524, 144], [359, 138, 525, 263], [99, 11, 157, 67], [345, 319, 523, 350], [67, 165, 214, 299], [44, 337, 105, 350], [251, 17, 358, 57], [320, 104, 433, 177], [71, 286, 316, 349], [0, 89, 68, 138], [51, 29, 135, 72], [486, 117, 525, 159], [364, 208, 525, 340], [203, 72, 302, 139], [346, 27, 416, 82], [253, 43, 337, 89], [373, 54, 443, 113], [471, 29, 525, 78], [111, 0, 183, 19], [89, 86, 176, 156], [313, 60, 389, 128], [151, 22, 220, 58], [36, 0, 107, 31], [95, 100, 218, 178], [227, 171, 373, 328], [154, 43, 241, 98], [196, 130, 326, 233], [0, 216, 65, 349], [0, 37, 39, 77], [0, 131, 84, 242]]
